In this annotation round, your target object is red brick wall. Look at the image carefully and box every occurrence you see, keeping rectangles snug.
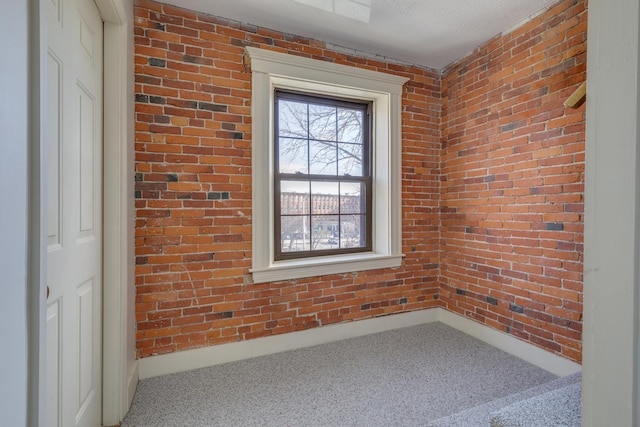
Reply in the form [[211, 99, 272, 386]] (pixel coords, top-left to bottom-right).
[[133, 0, 441, 357], [134, 0, 586, 363], [440, 0, 586, 362]]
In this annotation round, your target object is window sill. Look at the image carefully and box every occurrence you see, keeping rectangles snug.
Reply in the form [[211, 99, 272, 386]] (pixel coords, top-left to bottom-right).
[[250, 252, 404, 284]]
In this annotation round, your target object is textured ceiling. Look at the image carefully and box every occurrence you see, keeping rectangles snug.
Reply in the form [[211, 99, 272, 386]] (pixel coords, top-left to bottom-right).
[[163, 0, 559, 69]]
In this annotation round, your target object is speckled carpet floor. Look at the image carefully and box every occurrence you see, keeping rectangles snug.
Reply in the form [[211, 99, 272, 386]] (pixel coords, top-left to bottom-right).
[[122, 322, 558, 427]]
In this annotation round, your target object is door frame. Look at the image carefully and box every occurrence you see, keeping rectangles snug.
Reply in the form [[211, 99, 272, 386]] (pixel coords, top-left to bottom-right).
[[31, 0, 137, 425], [97, 0, 137, 424]]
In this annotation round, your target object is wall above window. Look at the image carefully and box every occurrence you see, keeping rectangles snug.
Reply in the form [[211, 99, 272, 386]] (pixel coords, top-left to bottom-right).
[[162, 0, 558, 69]]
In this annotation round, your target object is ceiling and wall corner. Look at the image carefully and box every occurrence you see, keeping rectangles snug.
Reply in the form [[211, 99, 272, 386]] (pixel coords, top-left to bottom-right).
[[160, 0, 558, 69]]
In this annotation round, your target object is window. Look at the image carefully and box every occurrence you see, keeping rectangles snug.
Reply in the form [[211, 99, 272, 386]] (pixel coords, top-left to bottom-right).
[[275, 91, 372, 260], [247, 47, 407, 284]]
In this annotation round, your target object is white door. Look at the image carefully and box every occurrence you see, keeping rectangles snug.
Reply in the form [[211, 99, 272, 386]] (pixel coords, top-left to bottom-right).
[[46, 0, 103, 424]]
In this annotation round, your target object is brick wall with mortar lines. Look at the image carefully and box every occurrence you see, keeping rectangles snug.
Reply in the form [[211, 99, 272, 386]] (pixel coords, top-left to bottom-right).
[[133, 0, 442, 357], [439, 0, 586, 362]]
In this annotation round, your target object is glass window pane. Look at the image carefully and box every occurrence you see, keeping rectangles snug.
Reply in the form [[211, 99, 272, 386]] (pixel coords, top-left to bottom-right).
[[340, 182, 364, 214], [279, 138, 308, 174], [311, 181, 339, 215], [278, 100, 308, 138], [309, 104, 336, 141], [337, 108, 363, 143], [337, 142, 363, 176], [280, 216, 310, 253], [311, 215, 338, 250], [280, 181, 310, 215], [309, 140, 337, 175], [340, 215, 365, 248], [274, 92, 371, 261]]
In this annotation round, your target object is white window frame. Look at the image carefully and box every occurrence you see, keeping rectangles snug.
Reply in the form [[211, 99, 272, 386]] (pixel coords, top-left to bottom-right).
[[246, 47, 407, 284]]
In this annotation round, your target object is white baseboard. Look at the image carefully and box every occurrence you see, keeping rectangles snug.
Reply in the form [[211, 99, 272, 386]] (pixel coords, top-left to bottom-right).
[[126, 360, 138, 410], [437, 309, 581, 377], [138, 308, 581, 380], [138, 309, 439, 379]]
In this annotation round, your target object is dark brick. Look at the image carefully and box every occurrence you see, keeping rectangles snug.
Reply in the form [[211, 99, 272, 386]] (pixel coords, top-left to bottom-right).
[[501, 122, 517, 132], [486, 296, 498, 306], [135, 94, 148, 103], [209, 311, 233, 320], [456, 288, 466, 295], [458, 148, 477, 157], [148, 58, 166, 67], [239, 23, 258, 33], [509, 303, 524, 314], [149, 96, 166, 105], [198, 102, 227, 112], [545, 222, 564, 231], [167, 174, 179, 182], [399, 297, 408, 304], [230, 38, 247, 47]]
